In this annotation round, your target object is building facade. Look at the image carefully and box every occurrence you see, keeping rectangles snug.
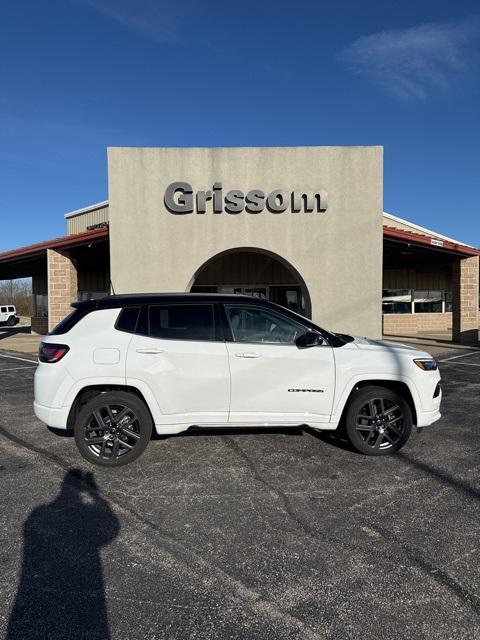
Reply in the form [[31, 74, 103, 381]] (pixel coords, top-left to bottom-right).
[[0, 146, 478, 343]]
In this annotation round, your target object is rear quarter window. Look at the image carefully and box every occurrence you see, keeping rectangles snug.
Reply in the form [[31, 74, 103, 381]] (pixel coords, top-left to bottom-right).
[[115, 307, 140, 333]]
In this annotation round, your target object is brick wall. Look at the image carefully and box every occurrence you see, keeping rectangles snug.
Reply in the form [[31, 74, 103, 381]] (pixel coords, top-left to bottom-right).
[[47, 249, 78, 331], [383, 312, 452, 335], [452, 256, 479, 344]]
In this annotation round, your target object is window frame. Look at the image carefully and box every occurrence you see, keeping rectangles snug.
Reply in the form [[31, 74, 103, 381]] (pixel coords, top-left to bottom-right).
[[413, 290, 445, 314]]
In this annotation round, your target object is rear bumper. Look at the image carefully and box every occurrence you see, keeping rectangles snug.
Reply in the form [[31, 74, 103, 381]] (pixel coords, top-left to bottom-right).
[[33, 401, 69, 429]]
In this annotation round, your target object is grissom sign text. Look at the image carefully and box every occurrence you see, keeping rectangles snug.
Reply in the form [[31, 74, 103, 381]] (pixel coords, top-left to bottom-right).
[[164, 182, 328, 214]]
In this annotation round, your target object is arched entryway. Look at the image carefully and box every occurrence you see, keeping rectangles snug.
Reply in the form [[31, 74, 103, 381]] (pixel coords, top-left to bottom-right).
[[189, 248, 311, 318]]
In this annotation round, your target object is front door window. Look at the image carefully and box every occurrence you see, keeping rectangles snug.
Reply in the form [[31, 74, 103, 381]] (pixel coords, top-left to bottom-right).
[[225, 305, 304, 344]]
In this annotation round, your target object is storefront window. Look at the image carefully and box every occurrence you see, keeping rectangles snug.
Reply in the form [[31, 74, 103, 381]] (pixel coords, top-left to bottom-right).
[[382, 290, 412, 314], [414, 291, 443, 313], [34, 294, 48, 317], [78, 291, 108, 301], [444, 291, 453, 312]]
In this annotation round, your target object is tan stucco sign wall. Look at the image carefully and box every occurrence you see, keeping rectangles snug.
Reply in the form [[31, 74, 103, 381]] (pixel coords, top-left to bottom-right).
[[108, 146, 383, 337]]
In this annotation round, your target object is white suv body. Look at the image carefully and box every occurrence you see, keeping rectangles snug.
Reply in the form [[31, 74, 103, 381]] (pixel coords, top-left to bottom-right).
[[34, 294, 442, 466], [0, 304, 19, 326]]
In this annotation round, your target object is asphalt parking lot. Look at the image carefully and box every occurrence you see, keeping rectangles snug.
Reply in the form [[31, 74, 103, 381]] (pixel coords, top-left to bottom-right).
[[0, 349, 479, 640]]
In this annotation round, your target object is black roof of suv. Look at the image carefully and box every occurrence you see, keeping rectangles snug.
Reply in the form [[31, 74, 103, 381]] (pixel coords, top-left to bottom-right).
[[72, 292, 258, 310]]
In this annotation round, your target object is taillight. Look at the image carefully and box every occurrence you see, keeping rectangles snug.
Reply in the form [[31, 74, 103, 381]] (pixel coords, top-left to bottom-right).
[[39, 342, 70, 363]]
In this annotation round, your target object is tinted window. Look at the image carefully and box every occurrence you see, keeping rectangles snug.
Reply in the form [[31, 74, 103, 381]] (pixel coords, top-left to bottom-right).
[[0, 307, 6, 313], [225, 305, 304, 344], [149, 304, 214, 341], [8, 306, 14, 312], [116, 306, 140, 333]]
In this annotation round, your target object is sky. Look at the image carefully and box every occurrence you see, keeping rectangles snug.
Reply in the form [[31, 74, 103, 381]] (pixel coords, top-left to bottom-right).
[[1, 0, 479, 252]]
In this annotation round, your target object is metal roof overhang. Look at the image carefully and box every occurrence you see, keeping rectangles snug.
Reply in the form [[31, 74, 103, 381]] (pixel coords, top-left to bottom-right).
[[0, 227, 109, 279], [382, 226, 480, 258]]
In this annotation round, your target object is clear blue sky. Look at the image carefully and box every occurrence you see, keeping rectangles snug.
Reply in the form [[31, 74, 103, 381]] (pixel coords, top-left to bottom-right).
[[1, 0, 479, 252]]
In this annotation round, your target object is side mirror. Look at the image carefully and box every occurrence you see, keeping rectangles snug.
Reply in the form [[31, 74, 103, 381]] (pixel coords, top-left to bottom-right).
[[295, 331, 323, 349]]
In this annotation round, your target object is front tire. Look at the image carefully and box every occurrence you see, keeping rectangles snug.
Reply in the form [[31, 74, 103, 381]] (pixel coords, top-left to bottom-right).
[[74, 391, 153, 467], [344, 386, 412, 456]]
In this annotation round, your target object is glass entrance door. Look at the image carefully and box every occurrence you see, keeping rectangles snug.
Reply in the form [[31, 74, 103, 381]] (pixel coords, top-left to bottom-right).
[[191, 285, 305, 315], [216, 286, 304, 314], [218, 286, 267, 300]]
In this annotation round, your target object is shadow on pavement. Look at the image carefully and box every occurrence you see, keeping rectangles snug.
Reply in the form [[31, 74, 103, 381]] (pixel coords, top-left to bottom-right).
[[6, 469, 120, 640], [396, 451, 480, 501], [0, 326, 31, 340]]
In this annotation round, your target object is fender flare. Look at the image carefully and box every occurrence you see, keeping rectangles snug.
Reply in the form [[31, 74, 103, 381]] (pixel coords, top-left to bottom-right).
[[331, 373, 421, 424], [64, 377, 164, 425]]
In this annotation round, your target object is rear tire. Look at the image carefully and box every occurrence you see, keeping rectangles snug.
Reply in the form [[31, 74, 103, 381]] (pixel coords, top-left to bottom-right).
[[7, 316, 15, 326], [74, 391, 153, 467], [344, 386, 412, 456]]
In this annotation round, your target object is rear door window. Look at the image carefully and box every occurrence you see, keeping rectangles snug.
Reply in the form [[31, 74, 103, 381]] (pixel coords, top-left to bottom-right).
[[0, 307, 6, 313], [148, 304, 215, 341]]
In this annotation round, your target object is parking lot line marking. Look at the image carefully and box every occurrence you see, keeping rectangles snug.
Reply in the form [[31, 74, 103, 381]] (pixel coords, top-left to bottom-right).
[[0, 365, 37, 372], [0, 353, 37, 364], [442, 361, 480, 368], [439, 351, 480, 362]]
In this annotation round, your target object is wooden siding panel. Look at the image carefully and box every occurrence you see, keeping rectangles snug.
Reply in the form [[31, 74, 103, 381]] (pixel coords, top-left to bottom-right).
[[195, 252, 297, 285], [77, 271, 109, 292], [383, 269, 452, 291]]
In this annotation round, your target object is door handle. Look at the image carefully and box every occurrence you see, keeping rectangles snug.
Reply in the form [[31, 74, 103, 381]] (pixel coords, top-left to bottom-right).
[[135, 348, 165, 354], [235, 352, 261, 358]]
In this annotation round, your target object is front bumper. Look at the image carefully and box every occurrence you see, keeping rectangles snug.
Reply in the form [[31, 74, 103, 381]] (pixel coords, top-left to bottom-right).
[[33, 401, 70, 429], [416, 408, 442, 427]]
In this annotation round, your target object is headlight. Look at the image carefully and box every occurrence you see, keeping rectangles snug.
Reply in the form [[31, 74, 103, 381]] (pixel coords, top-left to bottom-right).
[[413, 358, 437, 371]]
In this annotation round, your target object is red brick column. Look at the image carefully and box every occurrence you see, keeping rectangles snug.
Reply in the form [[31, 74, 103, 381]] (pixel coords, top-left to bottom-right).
[[47, 249, 78, 331], [452, 255, 479, 344]]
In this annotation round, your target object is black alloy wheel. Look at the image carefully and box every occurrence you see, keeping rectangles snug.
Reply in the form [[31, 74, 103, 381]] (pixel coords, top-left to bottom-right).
[[344, 386, 412, 456], [74, 391, 152, 467]]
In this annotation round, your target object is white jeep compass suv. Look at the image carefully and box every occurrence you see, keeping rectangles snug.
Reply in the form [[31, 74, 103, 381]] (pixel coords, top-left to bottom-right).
[[34, 294, 442, 467]]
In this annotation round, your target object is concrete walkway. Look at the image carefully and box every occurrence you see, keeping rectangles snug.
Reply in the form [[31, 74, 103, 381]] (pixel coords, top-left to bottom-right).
[[383, 331, 480, 359], [0, 327, 42, 357]]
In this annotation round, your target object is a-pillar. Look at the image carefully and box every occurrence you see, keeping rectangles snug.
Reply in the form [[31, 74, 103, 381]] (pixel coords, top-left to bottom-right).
[[47, 248, 78, 331], [452, 255, 479, 344]]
